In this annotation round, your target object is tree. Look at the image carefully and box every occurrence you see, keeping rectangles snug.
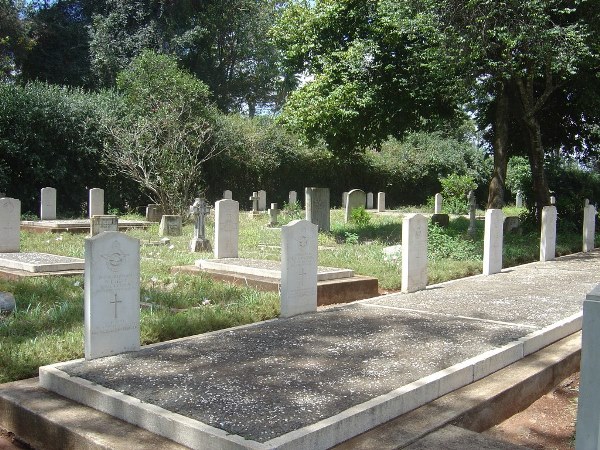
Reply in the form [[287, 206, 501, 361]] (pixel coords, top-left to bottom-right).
[[0, 0, 33, 78]]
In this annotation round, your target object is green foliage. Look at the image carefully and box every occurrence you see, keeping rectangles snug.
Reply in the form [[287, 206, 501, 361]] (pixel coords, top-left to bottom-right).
[[506, 156, 532, 197], [279, 201, 303, 226], [350, 207, 371, 227], [428, 221, 480, 261], [439, 174, 477, 215]]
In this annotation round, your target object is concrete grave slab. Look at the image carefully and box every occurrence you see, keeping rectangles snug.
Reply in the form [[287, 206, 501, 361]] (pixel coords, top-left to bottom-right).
[[0, 252, 84, 273], [20, 219, 150, 234]]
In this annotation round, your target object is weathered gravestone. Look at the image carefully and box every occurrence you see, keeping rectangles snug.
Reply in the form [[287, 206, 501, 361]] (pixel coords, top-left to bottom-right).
[[378, 192, 386, 212], [583, 200, 596, 253], [159, 215, 182, 237], [84, 232, 140, 360], [366, 192, 374, 210], [268, 203, 279, 227], [90, 215, 118, 236], [289, 191, 297, 205], [214, 199, 239, 258], [89, 188, 104, 218], [40, 187, 57, 220], [223, 190, 233, 200], [483, 209, 504, 275], [0, 198, 20, 253], [516, 191, 523, 208], [434, 193, 443, 214], [280, 219, 318, 318], [540, 205, 557, 262], [344, 189, 366, 223], [402, 214, 428, 293], [258, 190, 267, 211], [189, 198, 211, 252], [145, 204, 163, 223], [249, 192, 259, 216], [305, 187, 330, 232]]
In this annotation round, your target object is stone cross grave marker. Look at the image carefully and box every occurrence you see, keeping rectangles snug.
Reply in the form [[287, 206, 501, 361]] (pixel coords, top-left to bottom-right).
[[84, 231, 140, 360], [223, 190, 233, 200], [159, 215, 182, 237], [434, 193, 443, 214], [214, 199, 239, 258], [189, 198, 211, 252], [378, 192, 386, 212], [483, 209, 504, 275], [402, 214, 428, 293], [305, 187, 330, 232], [468, 190, 477, 237], [89, 188, 104, 218], [268, 203, 279, 227], [289, 191, 297, 205], [280, 219, 318, 318], [583, 200, 596, 253], [366, 192, 374, 209], [516, 191, 523, 208], [344, 189, 366, 223], [40, 187, 57, 220], [146, 204, 163, 223], [258, 190, 267, 211], [0, 197, 20, 253], [90, 215, 118, 236], [540, 205, 557, 262], [249, 192, 259, 216]]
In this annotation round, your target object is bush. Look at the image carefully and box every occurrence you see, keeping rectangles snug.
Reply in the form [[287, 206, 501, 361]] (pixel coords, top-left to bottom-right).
[[350, 206, 371, 227], [439, 174, 477, 214]]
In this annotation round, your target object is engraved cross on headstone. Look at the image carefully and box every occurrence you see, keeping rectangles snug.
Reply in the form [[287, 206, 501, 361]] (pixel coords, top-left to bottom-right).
[[110, 293, 122, 319]]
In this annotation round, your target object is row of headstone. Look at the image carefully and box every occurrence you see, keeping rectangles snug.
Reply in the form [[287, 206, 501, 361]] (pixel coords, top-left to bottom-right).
[[37, 187, 104, 221], [342, 191, 386, 212]]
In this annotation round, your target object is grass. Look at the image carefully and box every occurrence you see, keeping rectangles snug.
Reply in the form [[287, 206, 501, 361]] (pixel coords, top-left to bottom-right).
[[0, 207, 596, 383]]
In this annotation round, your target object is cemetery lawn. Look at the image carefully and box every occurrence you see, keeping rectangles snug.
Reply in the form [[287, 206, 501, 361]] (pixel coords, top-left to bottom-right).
[[0, 208, 595, 383]]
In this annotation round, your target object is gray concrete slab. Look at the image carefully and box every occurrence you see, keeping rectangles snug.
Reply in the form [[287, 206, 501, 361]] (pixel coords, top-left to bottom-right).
[[0, 252, 84, 273]]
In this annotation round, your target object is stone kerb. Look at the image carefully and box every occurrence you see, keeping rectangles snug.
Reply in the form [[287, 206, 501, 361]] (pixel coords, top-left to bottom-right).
[[280, 219, 318, 318], [258, 190, 267, 211], [483, 209, 504, 275], [583, 204, 596, 252], [89, 188, 104, 218], [214, 199, 239, 259], [377, 192, 385, 212], [40, 187, 57, 220], [401, 214, 428, 293], [84, 231, 140, 360], [344, 189, 366, 223], [575, 284, 600, 450], [305, 187, 330, 232], [0, 197, 21, 253], [540, 205, 557, 262]]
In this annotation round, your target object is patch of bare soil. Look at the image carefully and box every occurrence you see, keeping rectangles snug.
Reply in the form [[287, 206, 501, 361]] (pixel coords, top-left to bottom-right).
[[484, 373, 579, 450]]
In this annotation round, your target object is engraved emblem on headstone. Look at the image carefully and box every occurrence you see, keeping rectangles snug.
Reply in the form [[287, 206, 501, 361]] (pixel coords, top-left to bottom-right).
[[101, 241, 128, 271]]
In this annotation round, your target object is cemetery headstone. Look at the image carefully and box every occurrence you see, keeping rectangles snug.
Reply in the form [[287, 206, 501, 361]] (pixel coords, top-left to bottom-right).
[[540, 205, 557, 262], [268, 203, 279, 227], [189, 198, 211, 252], [583, 201, 596, 253], [550, 195, 556, 205], [84, 231, 140, 360], [40, 187, 57, 220], [377, 192, 386, 212], [402, 214, 428, 293], [214, 199, 239, 258], [342, 192, 348, 208], [289, 191, 297, 205], [280, 219, 318, 318], [90, 215, 119, 236], [434, 193, 443, 214], [305, 187, 330, 232], [516, 191, 523, 208], [483, 209, 504, 275], [159, 215, 182, 237], [89, 188, 104, 218], [223, 190, 233, 200], [145, 204, 163, 223], [344, 189, 366, 223], [468, 190, 477, 237], [366, 192, 374, 210], [249, 192, 259, 216], [0, 197, 20, 253], [258, 190, 267, 211]]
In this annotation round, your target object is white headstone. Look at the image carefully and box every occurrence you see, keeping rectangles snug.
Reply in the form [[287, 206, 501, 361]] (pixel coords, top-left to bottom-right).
[[90, 215, 118, 236], [84, 232, 140, 360], [89, 188, 104, 218], [483, 209, 504, 275], [366, 192, 374, 209], [540, 205, 557, 262], [0, 197, 20, 253], [377, 192, 385, 212], [159, 215, 182, 237], [289, 191, 297, 205], [214, 199, 239, 258], [344, 189, 366, 223], [40, 187, 57, 220], [550, 195, 556, 205], [583, 203, 596, 253], [575, 285, 600, 450], [223, 190, 232, 200], [401, 214, 428, 293], [342, 192, 348, 208], [268, 203, 279, 227], [258, 190, 267, 211], [145, 204, 163, 222], [280, 219, 318, 318], [434, 193, 443, 214], [305, 187, 330, 232], [516, 191, 523, 208]]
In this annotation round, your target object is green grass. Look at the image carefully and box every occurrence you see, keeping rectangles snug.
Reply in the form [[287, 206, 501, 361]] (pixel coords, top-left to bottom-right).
[[0, 208, 596, 383]]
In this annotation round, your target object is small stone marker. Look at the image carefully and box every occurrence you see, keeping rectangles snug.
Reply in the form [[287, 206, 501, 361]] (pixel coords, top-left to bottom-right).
[[258, 190, 267, 211], [575, 285, 600, 450], [159, 215, 182, 237], [89, 188, 104, 218], [467, 190, 477, 237], [583, 201, 596, 253], [0, 197, 20, 253], [214, 199, 239, 258], [550, 195, 556, 205], [145, 204, 163, 223], [189, 198, 211, 252], [344, 189, 366, 223], [249, 192, 259, 216], [366, 192, 374, 209], [289, 191, 297, 205], [0, 292, 16, 314], [40, 187, 57, 220], [483, 209, 504, 275], [268, 203, 279, 227], [84, 231, 140, 360], [280, 219, 318, 318], [90, 215, 118, 236], [378, 192, 385, 212], [516, 191, 523, 208], [223, 190, 233, 200], [305, 187, 330, 232], [434, 193, 443, 214], [342, 192, 348, 208], [401, 214, 428, 293], [540, 205, 557, 262]]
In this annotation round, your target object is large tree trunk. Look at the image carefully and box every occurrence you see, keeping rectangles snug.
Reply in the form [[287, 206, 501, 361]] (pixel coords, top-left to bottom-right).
[[487, 84, 510, 209]]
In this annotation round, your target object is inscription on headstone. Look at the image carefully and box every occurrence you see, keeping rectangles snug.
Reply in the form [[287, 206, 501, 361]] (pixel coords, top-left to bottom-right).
[[89, 188, 104, 218], [40, 187, 57, 220], [0, 197, 20, 253], [344, 189, 366, 223], [90, 215, 118, 236], [159, 215, 182, 237], [401, 214, 428, 293], [305, 187, 330, 232], [214, 199, 239, 258]]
